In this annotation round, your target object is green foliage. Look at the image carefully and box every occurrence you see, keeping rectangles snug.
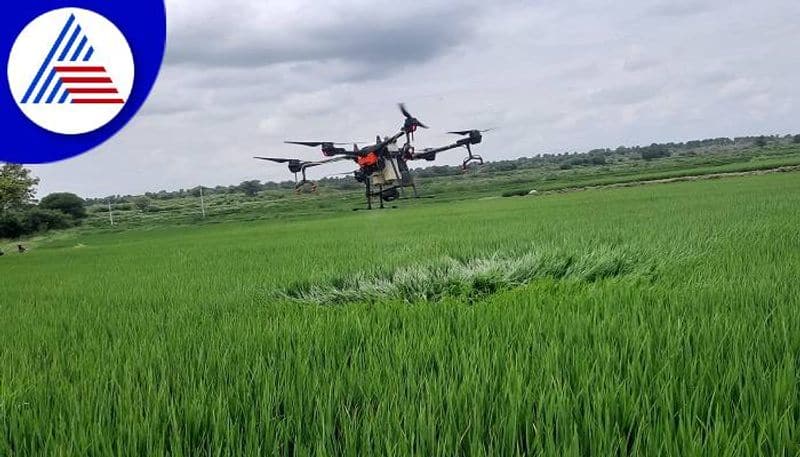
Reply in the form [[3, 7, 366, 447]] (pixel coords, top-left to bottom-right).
[[641, 145, 671, 160], [238, 180, 262, 197], [0, 208, 73, 238], [39, 192, 87, 220], [282, 246, 649, 305], [0, 164, 39, 213], [793, 135, 800, 144], [21, 207, 73, 233], [133, 196, 151, 212], [0, 211, 25, 238], [1, 174, 799, 454]]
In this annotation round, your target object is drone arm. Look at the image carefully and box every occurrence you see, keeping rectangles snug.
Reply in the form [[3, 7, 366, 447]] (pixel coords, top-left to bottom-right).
[[409, 142, 463, 160], [374, 130, 407, 151], [301, 156, 352, 171]]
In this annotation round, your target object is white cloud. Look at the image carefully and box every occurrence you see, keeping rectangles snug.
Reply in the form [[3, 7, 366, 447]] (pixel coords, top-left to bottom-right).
[[29, 0, 800, 197]]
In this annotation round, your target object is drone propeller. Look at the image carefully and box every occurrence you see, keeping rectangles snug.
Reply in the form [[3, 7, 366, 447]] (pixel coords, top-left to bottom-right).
[[253, 156, 297, 164], [447, 128, 495, 136], [399, 103, 429, 143], [285, 141, 348, 148], [399, 103, 429, 129]]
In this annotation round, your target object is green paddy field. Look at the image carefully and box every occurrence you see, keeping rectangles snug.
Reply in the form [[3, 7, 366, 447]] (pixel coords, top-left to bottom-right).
[[1, 172, 799, 455]]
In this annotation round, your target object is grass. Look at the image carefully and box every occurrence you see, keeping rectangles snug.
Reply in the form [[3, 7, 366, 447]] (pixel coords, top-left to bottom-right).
[[1, 172, 799, 455], [281, 246, 652, 305]]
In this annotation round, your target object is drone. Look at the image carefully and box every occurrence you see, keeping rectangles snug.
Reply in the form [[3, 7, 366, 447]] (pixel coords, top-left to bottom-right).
[[254, 104, 491, 210]]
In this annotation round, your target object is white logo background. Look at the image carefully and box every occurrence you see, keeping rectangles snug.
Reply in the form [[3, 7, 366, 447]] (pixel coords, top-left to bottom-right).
[[7, 8, 135, 135]]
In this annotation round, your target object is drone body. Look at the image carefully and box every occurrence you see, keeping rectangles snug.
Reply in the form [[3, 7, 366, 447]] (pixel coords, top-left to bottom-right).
[[255, 104, 491, 209]]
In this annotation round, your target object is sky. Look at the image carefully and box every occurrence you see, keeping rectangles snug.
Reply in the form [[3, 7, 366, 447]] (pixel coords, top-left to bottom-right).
[[28, 0, 800, 197]]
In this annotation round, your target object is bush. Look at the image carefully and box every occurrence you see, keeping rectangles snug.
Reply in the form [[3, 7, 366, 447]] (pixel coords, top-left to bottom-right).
[[39, 193, 87, 220], [22, 208, 73, 233], [641, 148, 671, 161], [0, 208, 74, 239], [133, 197, 151, 212], [589, 155, 607, 165], [0, 212, 25, 239]]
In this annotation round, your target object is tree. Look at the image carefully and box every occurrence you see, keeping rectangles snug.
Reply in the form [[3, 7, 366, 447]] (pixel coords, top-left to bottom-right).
[[21, 208, 73, 233], [40, 193, 87, 220], [641, 146, 671, 161], [793, 135, 800, 144], [238, 180, 262, 197], [755, 136, 767, 148], [133, 197, 151, 212], [589, 155, 607, 165], [0, 164, 39, 213], [0, 212, 25, 238]]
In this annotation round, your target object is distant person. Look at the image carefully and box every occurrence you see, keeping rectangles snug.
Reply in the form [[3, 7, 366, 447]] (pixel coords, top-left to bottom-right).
[[17, 244, 27, 254]]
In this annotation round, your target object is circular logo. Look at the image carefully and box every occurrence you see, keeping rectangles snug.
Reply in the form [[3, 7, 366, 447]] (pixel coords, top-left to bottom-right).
[[1, 1, 166, 164], [7, 8, 135, 135]]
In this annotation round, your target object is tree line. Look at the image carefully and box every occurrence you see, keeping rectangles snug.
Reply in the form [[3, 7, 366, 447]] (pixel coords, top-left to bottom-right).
[[0, 164, 88, 238]]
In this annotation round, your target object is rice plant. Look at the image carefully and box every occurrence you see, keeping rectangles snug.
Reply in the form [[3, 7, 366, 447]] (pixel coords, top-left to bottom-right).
[[281, 246, 651, 305], [1, 173, 799, 456]]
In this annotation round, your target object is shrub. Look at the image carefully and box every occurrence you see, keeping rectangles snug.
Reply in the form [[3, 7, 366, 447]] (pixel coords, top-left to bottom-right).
[[589, 155, 607, 165], [0, 212, 25, 239], [39, 193, 87, 220], [22, 208, 73, 233], [133, 197, 151, 212], [641, 148, 671, 161]]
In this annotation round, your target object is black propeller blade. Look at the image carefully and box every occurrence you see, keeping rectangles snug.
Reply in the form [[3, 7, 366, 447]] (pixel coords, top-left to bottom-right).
[[399, 103, 429, 129], [254, 157, 297, 164], [399, 103, 412, 119], [448, 128, 495, 136], [285, 141, 348, 147]]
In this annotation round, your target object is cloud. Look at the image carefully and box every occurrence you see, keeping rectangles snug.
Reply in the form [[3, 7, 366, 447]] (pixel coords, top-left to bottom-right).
[[589, 82, 666, 106], [165, 0, 480, 75], [647, 0, 717, 17], [28, 0, 800, 197]]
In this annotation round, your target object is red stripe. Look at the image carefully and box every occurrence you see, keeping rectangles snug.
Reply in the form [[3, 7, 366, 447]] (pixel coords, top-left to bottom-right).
[[61, 77, 113, 83], [72, 99, 125, 104], [55, 66, 106, 72], [67, 88, 119, 94]]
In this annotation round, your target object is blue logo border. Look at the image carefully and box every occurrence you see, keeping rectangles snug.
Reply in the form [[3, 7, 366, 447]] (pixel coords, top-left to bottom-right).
[[1, 1, 167, 164]]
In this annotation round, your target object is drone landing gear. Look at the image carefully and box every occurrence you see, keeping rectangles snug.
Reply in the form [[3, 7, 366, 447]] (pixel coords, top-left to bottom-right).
[[294, 170, 318, 194], [365, 181, 373, 210], [359, 183, 401, 211], [462, 144, 484, 171], [294, 180, 318, 194], [409, 180, 420, 198]]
